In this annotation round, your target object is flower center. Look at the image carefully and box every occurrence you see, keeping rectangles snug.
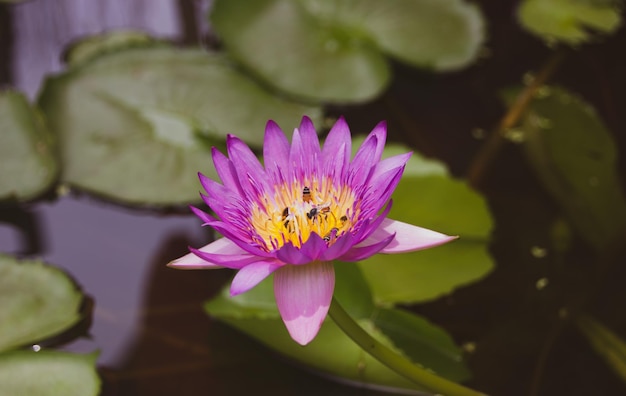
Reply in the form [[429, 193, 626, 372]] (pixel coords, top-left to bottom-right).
[[249, 177, 357, 251]]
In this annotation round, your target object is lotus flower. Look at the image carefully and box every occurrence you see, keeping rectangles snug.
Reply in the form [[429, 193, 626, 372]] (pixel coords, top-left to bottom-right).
[[169, 116, 455, 345]]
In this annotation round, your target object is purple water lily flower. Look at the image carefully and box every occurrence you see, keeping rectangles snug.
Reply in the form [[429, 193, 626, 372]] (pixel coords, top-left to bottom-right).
[[169, 116, 455, 345]]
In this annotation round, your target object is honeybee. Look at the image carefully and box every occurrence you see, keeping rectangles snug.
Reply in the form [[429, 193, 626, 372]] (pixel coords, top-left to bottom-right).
[[281, 207, 290, 227], [306, 207, 318, 220], [302, 186, 312, 202], [307, 204, 331, 220], [323, 228, 339, 242]]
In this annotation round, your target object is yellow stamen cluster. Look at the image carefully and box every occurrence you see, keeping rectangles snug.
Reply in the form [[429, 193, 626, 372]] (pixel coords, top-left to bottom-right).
[[249, 177, 356, 251]]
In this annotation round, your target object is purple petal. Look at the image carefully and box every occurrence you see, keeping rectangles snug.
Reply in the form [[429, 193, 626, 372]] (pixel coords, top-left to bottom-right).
[[322, 116, 351, 171], [226, 134, 269, 199], [298, 116, 322, 164], [361, 218, 457, 253], [370, 152, 412, 181], [338, 232, 396, 262], [263, 120, 290, 179], [348, 135, 377, 186], [211, 148, 243, 195], [276, 242, 312, 265], [297, 232, 327, 263], [274, 261, 335, 345], [365, 120, 387, 164], [230, 260, 282, 296], [319, 231, 357, 261]]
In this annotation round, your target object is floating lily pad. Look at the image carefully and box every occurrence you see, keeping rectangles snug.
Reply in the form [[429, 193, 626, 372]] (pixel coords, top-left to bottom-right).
[[205, 264, 470, 391], [0, 91, 58, 201], [300, 0, 485, 70], [38, 47, 322, 205], [210, 0, 484, 103], [518, 0, 622, 45], [0, 351, 99, 396], [65, 30, 164, 67], [0, 255, 83, 352], [503, 86, 626, 251], [357, 144, 494, 304]]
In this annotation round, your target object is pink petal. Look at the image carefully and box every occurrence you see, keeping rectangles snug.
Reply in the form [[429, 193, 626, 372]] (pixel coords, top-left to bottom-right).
[[322, 116, 351, 170], [211, 148, 243, 195], [168, 237, 254, 269], [263, 120, 290, 179], [274, 261, 335, 345], [361, 218, 457, 253], [230, 260, 282, 296], [167, 250, 221, 269]]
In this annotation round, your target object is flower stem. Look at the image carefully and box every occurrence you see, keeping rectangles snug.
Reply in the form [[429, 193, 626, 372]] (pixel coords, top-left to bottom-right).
[[328, 297, 486, 396]]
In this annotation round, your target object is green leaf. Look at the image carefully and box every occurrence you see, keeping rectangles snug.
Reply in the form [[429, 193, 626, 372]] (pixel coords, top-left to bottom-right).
[[205, 265, 469, 391], [372, 307, 471, 382], [0, 90, 58, 201], [210, 0, 390, 103], [0, 351, 100, 396], [0, 255, 83, 352], [576, 314, 626, 385], [300, 0, 486, 71], [358, 147, 494, 304], [518, 0, 622, 45], [38, 47, 321, 205], [65, 30, 164, 67], [210, 0, 485, 103], [504, 85, 626, 251]]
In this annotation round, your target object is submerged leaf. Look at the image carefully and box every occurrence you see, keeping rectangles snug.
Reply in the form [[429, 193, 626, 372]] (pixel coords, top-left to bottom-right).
[[0, 255, 83, 352], [576, 314, 626, 384], [0, 91, 58, 201], [518, 0, 622, 45], [503, 85, 626, 251], [38, 47, 321, 205], [358, 145, 494, 304], [0, 351, 100, 396]]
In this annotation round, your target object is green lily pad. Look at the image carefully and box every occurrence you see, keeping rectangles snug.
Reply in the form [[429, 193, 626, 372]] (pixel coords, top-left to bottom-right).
[[300, 0, 486, 71], [358, 145, 494, 304], [0, 351, 100, 396], [205, 264, 470, 391], [210, 0, 484, 103], [0, 255, 83, 352], [503, 86, 626, 251], [38, 47, 322, 205], [0, 91, 58, 201], [210, 0, 390, 103], [518, 0, 622, 45], [65, 30, 164, 67]]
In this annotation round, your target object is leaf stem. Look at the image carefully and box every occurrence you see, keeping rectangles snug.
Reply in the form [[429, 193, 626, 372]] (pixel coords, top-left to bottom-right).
[[466, 49, 567, 189], [328, 296, 486, 396]]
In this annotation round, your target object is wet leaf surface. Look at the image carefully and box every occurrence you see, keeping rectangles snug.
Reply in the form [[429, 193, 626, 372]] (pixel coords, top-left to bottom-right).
[[38, 47, 321, 205], [0, 351, 99, 396], [0, 255, 82, 352], [518, 0, 622, 45], [210, 0, 484, 103], [0, 91, 58, 201]]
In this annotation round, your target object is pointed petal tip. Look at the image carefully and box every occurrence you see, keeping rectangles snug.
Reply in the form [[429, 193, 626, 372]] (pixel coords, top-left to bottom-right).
[[167, 250, 223, 270]]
